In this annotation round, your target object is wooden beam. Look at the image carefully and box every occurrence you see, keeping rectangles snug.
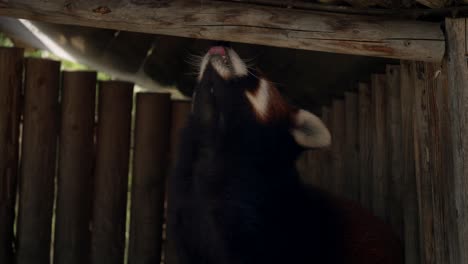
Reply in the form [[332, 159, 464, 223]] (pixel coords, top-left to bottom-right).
[[412, 61, 453, 264], [0, 47, 23, 264], [54, 71, 96, 264], [371, 74, 388, 220], [358, 83, 372, 210], [331, 100, 345, 196], [399, 61, 421, 264], [385, 65, 403, 239], [0, 0, 444, 62], [344, 92, 359, 201], [128, 92, 171, 264], [445, 17, 468, 264], [17, 58, 60, 264], [91, 81, 133, 264]]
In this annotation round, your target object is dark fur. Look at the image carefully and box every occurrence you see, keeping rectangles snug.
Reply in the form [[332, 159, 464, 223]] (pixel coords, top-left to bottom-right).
[[167, 60, 403, 264]]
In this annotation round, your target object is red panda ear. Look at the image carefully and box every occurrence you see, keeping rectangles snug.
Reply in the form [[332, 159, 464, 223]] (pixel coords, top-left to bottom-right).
[[291, 109, 331, 148]]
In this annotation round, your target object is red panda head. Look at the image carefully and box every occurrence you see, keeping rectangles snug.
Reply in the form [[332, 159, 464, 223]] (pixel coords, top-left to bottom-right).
[[192, 46, 331, 150]]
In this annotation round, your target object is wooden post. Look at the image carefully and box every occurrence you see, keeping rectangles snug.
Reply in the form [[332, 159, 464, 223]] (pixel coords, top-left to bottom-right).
[[371, 74, 388, 220], [439, 18, 468, 264], [358, 83, 372, 209], [17, 58, 61, 264], [412, 60, 455, 264], [0, 0, 445, 62], [128, 92, 171, 264], [321, 106, 331, 192], [385, 65, 403, 239], [331, 100, 345, 196], [90, 81, 133, 264], [344, 92, 359, 201], [399, 61, 421, 264], [54, 71, 97, 264], [0, 47, 23, 264], [165, 100, 191, 264]]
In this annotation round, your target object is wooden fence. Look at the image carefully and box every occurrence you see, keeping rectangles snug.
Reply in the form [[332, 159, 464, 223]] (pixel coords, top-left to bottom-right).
[[0, 47, 192, 264], [1, 18, 468, 264], [297, 18, 468, 264]]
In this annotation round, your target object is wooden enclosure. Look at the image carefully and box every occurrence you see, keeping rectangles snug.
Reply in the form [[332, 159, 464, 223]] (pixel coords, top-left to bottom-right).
[[1, 15, 468, 264]]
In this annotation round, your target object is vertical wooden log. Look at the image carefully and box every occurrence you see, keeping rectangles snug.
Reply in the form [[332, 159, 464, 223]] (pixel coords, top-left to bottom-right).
[[54, 71, 97, 264], [321, 106, 331, 192], [165, 100, 191, 264], [90, 81, 133, 264], [385, 65, 404, 239], [413, 60, 454, 264], [17, 58, 60, 264], [0, 47, 23, 264], [358, 83, 372, 209], [128, 92, 171, 264], [344, 92, 359, 201], [331, 100, 345, 196], [371, 74, 388, 220], [439, 18, 468, 264], [399, 61, 421, 264]]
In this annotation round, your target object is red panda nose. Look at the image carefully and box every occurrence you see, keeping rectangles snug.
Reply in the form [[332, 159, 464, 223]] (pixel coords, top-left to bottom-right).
[[208, 46, 226, 56]]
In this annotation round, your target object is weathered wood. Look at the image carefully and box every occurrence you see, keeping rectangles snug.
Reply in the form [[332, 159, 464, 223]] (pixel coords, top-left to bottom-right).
[[412, 60, 454, 264], [165, 100, 192, 264], [54, 71, 97, 264], [128, 92, 171, 264], [331, 100, 345, 196], [344, 92, 359, 201], [444, 18, 468, 264], [91, 81, 133, 264], [370, 74, 388, 220], [0, 47, 23, 264], [399, 60, 421, 264], [321, 106, 332, 192], [385, 65, 403, 239], [358, 83, 372, 209], [0, 0, 445, 62], [414, 0, 449, 8], [17, 58, 60, 264]]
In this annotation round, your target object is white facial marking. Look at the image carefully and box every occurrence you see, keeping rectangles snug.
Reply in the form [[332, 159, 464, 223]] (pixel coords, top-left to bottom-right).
[[211, 59, 232, 80], [198, 48, 248, 81], [291, 110, 331, 148], [246, 79, 270, 118], [228, 49, 248, 77]]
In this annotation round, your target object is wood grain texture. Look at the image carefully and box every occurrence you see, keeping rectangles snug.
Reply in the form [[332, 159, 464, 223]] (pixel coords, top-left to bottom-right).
[[0, 47, 23, 264], [128, 92, 171, 264], [358, 83, 372, 209], [331, 100, 345, 196], [91, 81, 133, 264], [414, 0, 449, 8], [371, 74, 388, 220], [0, 0, 445, 61], [445, 18, 468, 264], [399, 61, 421, 264], [344, 92, 359, 201], [54, 71, 97, 264], [320, 107, 332, 192], [385, 65, 403, 239], [412, 61, 454, 264], [17, 58, 61, 264]]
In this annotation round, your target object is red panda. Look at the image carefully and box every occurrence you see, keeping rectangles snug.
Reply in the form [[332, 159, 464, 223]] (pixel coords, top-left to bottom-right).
[[167, 45, 403, 264]]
